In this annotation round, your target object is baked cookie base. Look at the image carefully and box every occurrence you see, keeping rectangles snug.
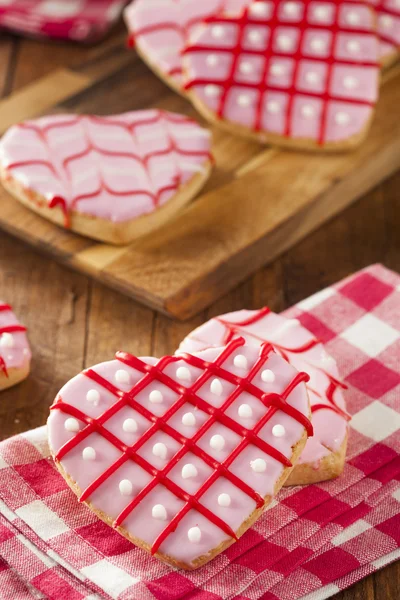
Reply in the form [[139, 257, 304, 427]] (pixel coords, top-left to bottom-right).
[[187, 92, 373, 153], [285, 434, 348, 487], [0, 162, 212, 246], [50, 425, 309, 570], [134, 42, 185, 96], [0, 363, 30, 391]]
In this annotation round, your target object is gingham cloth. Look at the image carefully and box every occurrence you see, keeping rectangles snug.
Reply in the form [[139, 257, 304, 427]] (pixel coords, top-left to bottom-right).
[[0, 264, 399, 600], [0, 0, 127, 43]]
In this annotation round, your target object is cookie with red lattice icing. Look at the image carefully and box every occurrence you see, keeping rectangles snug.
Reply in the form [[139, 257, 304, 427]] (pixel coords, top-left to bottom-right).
[[182, 0, 380, 150], [366, 0, 400, 66], [0, 302, 31, 391], [124, 0, 250, 92], [48, 338, 312, 569], [0, 111, 212, 245], [179, 308, 350, 486]]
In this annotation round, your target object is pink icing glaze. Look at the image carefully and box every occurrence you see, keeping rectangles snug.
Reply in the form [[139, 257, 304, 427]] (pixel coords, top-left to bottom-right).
[[0, 110, 212, 225], [182, 0, 380, 145], [0, 302, 31, 377], [124, 0, 250, 86], [178, 308, 350, 466], [47, 339, 311, 566]]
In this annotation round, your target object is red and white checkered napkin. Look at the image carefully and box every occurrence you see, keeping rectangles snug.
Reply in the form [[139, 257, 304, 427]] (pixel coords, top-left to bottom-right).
[[0, 0, 126, 43], [0, 264, 399, 600]]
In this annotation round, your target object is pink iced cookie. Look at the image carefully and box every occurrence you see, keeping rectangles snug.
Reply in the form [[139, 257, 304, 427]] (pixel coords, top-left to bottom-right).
[[48, 338, 312, 569], [366, 0, 400, 66], [183, 0, 380, 150], [179, 308, 350, 486], [124, 0, 249, 91], [0, 111, 212, 245], [0, 302, 31, 391]]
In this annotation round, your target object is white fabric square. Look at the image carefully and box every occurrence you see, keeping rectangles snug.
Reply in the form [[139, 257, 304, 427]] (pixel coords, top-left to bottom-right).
[[372, 548, 400, 569], [81, 559, 139, 599], [340, 314, 399, 357], [299, 583, 341, 599], [350, 400, 400, 442], [297, 287, 335, 311], [392, 487, 400, 502], [15, 500, 69, 541], [331, 519, 372, 546]]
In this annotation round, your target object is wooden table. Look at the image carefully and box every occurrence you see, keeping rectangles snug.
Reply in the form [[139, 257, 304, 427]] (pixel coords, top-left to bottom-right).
[[0, 24, 399, 600]]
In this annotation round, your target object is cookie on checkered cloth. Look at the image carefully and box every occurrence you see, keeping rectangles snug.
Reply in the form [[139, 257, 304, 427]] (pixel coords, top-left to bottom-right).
[[48, 338, 312, 569]]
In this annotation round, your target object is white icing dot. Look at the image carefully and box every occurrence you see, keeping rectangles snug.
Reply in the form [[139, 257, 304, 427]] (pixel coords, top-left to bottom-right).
[[272, 424, 286, 437], [212, 25, 224, 38], [188, 526, 201, 543], [153, 442, 167, 460], [64, 418, 80, 432], [301, 104, 315, 118], [149, 390, 163, 404], [86, 389, 100, 405], [206, 54, 219, 66], [82, 447, 96, 461], [210, 434, 225, 451], [182, 412, 196, 427], [250, 458, 267, 473], [305, 71, 319, 84], [123, 418, 138, 433], [237, 94, 251, 107], [283, 2, 299, 15], [335, 111, 350, 125], [346, 40, 361, 53], [278, 35, 293, 51], [204, 84, 220, 97], [343, 75, 358, 89], [314, 5, 329, 20], [115, 369, 130, 384], [239, 61, 253, 74], [250, 1, 269, 16], [182, 463, 198, 479], [0, 333, 14, 348], [119, 479, 133, 496], [380, 15, 393, 28], [261, 369, 275, 383], [210, 378, 223, 396], [248, 29, 262, 43], [234, 354, 248, 369], [218, 493, 232, 507], [238, 403, 253, 418], [346, 11, 360, 25], [310, 38, 326, 52], [152, 504, 167, 520], [270, 63, 285, 76], [176, 366, 191, 381], [267, 100, 280, 113], [23, 348, 30, 356]]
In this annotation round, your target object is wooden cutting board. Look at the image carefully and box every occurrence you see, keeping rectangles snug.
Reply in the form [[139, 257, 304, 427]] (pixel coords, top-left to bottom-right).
[[0, 40, 399, 320]]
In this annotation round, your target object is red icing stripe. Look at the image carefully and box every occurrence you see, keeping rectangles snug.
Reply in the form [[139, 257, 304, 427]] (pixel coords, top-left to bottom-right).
[[51, 338, 311, 554], [0, 305, 12, 312], [183, 0, 379, 145], [0, 325, 27, 335]]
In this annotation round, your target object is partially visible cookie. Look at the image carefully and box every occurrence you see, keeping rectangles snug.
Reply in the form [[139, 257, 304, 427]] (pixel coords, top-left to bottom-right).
[[48, 338, 312, 569], [0, 111, 212, 245], [0, 302, 31, 391], [366, 0, 400, 67], [124, 0, 249, 93], [182, 0, 380, 150], [178, 308, 350, 485]]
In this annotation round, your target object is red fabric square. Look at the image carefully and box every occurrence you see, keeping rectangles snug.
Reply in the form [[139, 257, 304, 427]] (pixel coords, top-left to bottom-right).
[[376, 513, 400, 545], [32, 569, 83, 600], [349, 443, 398, 475], [339, 273, 393, 311], [346, 360, 400, 399], [15, 459, 67, 497], [147, 573, 196, 600], [224, 528, 265, 561], [235, 540, 288, 573], [333, 502, 371, 528], [0, 522, 14, 544], [75, 520, 132, 556], [272, 546, 314, 576], [304, 547, 361, 583], [305, 497, 350, 525], [281, 486, 332, 515], [296, 313, 336, 343]]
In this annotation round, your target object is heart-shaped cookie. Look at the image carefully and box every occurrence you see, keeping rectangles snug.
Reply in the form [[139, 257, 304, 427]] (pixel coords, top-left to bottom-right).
[[124, 0, 250, 92], [0, 302, 31, 391], [182, 0, 380, 150], [365, 0, 400, 66], [48, 338, 312, 569], [0, 110, 212, 245], [179, 308, 350, 486]]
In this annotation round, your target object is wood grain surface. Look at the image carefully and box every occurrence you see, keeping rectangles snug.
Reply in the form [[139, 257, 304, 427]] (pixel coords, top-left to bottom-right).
[[0, 25, 399, 599], [0, 32, 399, 318]]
